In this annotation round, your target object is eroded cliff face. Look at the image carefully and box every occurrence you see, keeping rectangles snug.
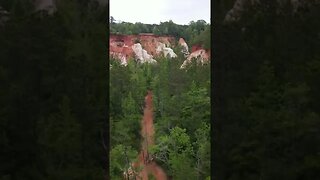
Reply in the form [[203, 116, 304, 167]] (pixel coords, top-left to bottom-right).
[[109, 34, 210, 67], [179, 38, 190, 57], [132, 43, 157, 64], [109, 34, 177, 65], [180, 48, 210, 69]]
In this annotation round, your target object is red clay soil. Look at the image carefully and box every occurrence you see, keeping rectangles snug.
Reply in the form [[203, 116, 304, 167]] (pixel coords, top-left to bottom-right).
[[132, 90, 167, 180], [190, 44, 211, 59], [191, 44, 203, 53], [110, 34, 176, 62]]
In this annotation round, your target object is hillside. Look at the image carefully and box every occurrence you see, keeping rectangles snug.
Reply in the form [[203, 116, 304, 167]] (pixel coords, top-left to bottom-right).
[[109, 33, 210, 68], [109, 21, 211, 179]]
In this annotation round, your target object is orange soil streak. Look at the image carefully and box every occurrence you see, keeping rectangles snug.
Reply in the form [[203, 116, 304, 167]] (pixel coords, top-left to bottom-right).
[[132, 90, 167, 180]]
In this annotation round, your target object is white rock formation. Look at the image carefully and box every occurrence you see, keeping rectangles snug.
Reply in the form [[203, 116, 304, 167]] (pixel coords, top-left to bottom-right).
[[179, 38, 190, 56], [156, 42, 165, 54], [180, 49, 209, 69], [110, 52, 127, 66], [163, 47, 177, 58], [132, 43, 157, 64], [156, 42, 177, 58]]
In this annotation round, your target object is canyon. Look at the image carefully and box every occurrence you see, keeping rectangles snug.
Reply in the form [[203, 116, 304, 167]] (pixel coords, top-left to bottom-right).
[[109, 33, 210, 68]]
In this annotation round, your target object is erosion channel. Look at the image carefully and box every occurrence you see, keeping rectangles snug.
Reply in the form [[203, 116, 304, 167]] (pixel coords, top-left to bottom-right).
[[130, 90, 167, 180]]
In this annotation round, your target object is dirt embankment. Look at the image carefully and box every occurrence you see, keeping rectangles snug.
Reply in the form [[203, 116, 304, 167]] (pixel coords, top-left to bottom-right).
[[132, 90, 167, 180], [109, 34, 175, 61]]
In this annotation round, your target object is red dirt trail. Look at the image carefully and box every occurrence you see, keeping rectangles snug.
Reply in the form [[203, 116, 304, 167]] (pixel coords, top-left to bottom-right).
[[132, 90, 167, 180]]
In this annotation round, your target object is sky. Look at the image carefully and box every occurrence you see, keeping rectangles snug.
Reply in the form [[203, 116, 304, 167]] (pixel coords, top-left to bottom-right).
[[109, 0, 210, 25]]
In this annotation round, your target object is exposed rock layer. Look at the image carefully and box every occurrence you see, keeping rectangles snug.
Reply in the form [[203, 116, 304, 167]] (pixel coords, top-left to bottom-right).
[[110, 34, 210, 67], [110, 34, 176, 64]]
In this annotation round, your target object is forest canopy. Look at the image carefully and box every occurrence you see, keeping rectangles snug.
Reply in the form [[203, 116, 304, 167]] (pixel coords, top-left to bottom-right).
[[213, 1, 320, 179], [0, 0, 108, 179], [109, 54, 211, 179], [110, 17, 211, 49]]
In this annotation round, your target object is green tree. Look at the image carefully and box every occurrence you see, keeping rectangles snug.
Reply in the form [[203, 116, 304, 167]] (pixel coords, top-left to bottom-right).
[[151, 127, 196, 178], [214, 1, 320, 179], [110, 145, 138, 179], [194, 123, 211, 179], [37, 96, 82, 179]]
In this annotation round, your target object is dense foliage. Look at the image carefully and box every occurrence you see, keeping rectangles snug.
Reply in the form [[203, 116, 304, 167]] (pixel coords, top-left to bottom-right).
[[110, 17, 211, 49], [110, 49, 211, 179], [214, 1, 320, 179], [0, 1, 108, 179]]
